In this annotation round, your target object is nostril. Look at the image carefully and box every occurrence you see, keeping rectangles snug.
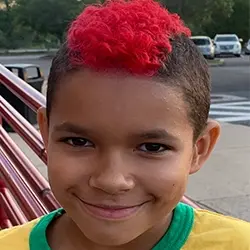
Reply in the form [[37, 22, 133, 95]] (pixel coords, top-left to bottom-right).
[[88, 173, 135, 195]]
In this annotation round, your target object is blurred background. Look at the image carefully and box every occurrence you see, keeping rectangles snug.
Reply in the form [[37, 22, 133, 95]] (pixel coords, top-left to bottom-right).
[[0, 0, 249, 50]]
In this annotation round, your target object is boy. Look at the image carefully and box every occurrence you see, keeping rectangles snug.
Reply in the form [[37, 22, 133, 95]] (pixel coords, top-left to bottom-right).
[[1, 0, 250, 249]]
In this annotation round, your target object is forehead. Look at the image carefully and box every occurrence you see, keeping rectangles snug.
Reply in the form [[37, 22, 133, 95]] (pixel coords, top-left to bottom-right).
[[50, 69, 192, 138]]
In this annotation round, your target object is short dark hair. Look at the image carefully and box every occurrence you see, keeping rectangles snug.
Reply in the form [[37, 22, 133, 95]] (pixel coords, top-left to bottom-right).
[[46, 0, 210, 140]]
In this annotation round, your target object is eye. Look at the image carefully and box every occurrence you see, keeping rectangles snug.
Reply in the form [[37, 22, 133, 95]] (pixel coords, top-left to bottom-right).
[[138, 143, 170, 153], [61, 137, 94, 147]]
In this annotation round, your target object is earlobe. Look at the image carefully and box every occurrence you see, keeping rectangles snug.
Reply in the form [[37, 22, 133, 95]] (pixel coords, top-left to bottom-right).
[[37, 107, 49, 150], [190, 120, 221, 174]]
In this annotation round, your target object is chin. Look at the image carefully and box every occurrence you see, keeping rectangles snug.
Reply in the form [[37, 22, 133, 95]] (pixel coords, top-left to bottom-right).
[[74, 216, 148, 246], [83, 228, 140, 246]]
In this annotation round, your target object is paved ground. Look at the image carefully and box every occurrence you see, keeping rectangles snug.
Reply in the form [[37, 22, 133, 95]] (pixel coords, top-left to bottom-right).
[[186, 123, 250, 222], [210, 56, 250, 98], [209, 95, 250, 126]]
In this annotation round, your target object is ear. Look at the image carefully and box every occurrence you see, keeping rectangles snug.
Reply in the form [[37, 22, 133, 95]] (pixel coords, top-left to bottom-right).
[[37, 107, 49, 150], [190, 119, 221, 175]]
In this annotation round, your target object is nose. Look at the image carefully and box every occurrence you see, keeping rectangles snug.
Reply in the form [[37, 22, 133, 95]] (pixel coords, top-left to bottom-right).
[[88, 151, 135, 195]]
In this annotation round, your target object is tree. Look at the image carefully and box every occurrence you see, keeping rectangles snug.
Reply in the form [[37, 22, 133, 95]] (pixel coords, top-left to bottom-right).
[[226, 0, 249, 42], [160, 0, 235, 35], [201, 0, 249, 42], [0, 1, 14, 48], [0, 0, 248, 49], [0, 0, 15, 11], [0, 29, 7, 48], [14, 0, 85, 43]]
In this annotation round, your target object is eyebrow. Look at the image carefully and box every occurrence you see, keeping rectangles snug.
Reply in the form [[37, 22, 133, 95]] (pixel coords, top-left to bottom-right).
[[53, 122, 91, 135], [53, 122, 179, 142], [136, 129, 179, 141]]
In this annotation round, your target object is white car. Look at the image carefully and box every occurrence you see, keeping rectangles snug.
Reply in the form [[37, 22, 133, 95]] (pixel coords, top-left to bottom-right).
[[214, 34, 242, 57], [190, 36, 215, 59], [245, 39, 250, 55]]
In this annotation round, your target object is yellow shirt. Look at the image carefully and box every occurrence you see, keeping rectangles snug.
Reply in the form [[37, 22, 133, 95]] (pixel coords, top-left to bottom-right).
[[1, 203, 250, 249]]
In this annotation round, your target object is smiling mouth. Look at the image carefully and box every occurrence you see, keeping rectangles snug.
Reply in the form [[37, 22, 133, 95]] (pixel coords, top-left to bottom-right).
[[77, 198, 148, 220]]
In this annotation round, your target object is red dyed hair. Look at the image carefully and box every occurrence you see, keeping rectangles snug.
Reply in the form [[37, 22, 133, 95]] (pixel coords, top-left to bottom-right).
[[67, 0, 191, 76]]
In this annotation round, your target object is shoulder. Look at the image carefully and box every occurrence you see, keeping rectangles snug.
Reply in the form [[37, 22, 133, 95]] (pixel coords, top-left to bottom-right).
[[194, 208, 250, 231], [0, 218, 40, 250], [183, 208, 250, 249]]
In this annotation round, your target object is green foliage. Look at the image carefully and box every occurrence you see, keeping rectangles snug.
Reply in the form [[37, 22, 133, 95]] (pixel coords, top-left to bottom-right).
[[226, 0, 250, 42], [13, 0, 85, 43], [161, 0, 235, 35], [0, 6, 13, 48], [202, 0, 249, 41], [0, 0, 249, 49], [0, 29, 7, 48]]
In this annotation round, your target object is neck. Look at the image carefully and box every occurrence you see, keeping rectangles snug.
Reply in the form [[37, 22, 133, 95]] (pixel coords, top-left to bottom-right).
[[48, 212, 173, 250]]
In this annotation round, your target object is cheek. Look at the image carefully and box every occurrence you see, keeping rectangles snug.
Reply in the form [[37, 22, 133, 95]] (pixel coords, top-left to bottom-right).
[[46, 144, 92, 196], [139, 155, 191, 203]]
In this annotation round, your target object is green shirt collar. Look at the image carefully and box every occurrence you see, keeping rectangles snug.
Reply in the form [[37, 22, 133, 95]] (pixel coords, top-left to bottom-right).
[[29, 202, 194, 250]]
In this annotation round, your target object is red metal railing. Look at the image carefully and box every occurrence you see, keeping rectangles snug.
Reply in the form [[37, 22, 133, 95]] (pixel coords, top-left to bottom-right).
[[0, 179, 27, 226], [0, 146, 49, 218], [0, 63, 199, 229], [0, 64, 60, 229], [0, 96, 46, 163], [0, 64, 45, 110], [0, 124, 59, 211]]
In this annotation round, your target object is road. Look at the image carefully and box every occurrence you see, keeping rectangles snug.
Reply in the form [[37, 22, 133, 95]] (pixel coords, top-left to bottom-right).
[[1, 54, 250, 126], [211, 56, 250, 98]]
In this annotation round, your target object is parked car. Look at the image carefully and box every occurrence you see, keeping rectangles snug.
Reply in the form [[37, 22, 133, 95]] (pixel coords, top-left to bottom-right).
[[1, 64, 45, 131], [213, 34, 242, 57], [190, 36, 215, 59], [245, 39, 250, 55], [4, 64, 45, 92]]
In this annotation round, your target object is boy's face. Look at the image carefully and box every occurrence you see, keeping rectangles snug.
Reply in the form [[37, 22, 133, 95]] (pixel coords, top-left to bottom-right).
[[38, 69, 219, 246]]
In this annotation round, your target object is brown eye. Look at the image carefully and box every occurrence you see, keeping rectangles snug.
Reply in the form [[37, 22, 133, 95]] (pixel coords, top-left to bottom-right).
[[62, 137, 94, 147], [138, 143, 169, 153]]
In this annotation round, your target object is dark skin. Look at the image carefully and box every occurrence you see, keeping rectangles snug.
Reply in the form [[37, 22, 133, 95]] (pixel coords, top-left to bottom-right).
[[38, 69, 220, 250]]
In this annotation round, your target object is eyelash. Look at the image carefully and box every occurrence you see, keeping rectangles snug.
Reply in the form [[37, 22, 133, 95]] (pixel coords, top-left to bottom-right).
[[137, 143, 171, 154], [60, 137, 171, 154], [60, 137, 94, 148]]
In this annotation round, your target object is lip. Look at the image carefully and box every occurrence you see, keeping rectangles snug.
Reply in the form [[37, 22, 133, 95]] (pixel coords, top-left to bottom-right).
[[77, 198, 148, 220]]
